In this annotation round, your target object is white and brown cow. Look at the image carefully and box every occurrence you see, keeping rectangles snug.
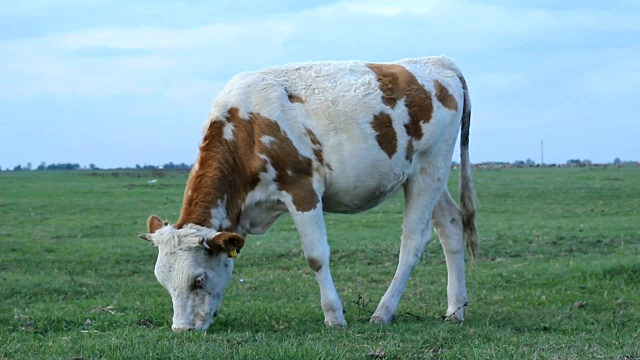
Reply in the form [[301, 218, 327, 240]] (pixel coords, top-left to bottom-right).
[[138, 56, 477, 332]]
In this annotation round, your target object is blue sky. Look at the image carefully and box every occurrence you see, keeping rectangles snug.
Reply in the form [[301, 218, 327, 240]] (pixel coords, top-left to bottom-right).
[[1, 0, 638, 169]]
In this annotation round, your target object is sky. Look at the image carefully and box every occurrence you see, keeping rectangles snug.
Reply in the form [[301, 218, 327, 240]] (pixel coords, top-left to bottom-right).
[[1, 0, 639, 169]]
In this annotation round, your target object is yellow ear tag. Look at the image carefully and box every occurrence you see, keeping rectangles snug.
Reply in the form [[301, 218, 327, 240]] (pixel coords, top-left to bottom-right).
[[227, 249, 238, 258]]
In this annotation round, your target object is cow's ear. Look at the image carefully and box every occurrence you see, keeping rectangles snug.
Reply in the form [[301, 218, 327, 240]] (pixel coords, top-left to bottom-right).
[[138, 215, 166, 242], [206, 233, 245, 258], [147, 215, 165, 233]]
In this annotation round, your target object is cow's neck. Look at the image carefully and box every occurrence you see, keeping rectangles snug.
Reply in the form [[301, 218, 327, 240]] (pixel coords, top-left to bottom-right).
[[175, 168, 237, 231], [175, 111, 261, 231]]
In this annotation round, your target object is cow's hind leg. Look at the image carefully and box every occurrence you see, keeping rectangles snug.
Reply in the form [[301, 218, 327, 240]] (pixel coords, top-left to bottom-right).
[[370, 167, 446, 324], [290, 206, 347, 327], [432, 190, 468, 321]]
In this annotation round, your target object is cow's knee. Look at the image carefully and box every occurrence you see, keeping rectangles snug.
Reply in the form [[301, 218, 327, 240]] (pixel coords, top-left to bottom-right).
[[306, 256, 323, 272], [434, 210, 464, 252]]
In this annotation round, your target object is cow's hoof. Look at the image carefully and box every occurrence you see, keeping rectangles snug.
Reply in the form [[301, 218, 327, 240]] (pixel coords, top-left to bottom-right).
[[443, 312, 464, 322], [324, 318, 347, 328], [369, 314, 393, 325]]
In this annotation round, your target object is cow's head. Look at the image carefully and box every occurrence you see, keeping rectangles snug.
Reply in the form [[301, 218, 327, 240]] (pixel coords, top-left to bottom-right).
[[138, 215, 245, 332]]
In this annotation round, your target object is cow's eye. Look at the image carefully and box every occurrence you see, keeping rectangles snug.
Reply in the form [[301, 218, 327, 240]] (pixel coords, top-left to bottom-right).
[[194, 274, 206, 289]]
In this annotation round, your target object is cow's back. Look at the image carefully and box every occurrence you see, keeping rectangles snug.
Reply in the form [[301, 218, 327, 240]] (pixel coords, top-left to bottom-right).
[[206, 56, 465, 214]]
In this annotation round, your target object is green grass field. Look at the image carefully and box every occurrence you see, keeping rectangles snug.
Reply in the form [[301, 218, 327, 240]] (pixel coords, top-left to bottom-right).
[[1, 167, 639, 359]]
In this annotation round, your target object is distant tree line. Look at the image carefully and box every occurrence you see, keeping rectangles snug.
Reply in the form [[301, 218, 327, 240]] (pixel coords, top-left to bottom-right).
[[506, 157, 637, 167], [134, 162, 192, 170], [10, 162, 82, 171], [459, 157, 639, 169], [3, 158, 638, 172], [4, 162, 192, 171]]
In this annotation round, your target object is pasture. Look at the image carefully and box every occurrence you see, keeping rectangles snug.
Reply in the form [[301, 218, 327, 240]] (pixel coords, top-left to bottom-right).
[[1, 167, 639, 359]]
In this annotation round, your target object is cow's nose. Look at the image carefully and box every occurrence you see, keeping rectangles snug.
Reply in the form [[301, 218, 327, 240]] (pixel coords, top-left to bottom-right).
[[171, 325, 192, 333]]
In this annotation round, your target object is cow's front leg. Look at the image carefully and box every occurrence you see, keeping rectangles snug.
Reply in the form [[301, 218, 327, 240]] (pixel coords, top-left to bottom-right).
[[290, 206, 346, 327]]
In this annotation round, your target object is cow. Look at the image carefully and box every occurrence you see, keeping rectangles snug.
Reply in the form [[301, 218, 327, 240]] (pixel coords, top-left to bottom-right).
[[137, 55, 477, 332]]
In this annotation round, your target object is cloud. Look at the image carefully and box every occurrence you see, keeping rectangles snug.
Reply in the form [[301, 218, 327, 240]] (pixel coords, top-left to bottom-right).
[[1, 0, 113, 16], [574, 49, 640, 101], [3, 0, 638, 101], [0, 20, 295, 99], [315, 0, 640, 49], [319, 0, 439, 17], [50, 23, 279, 50]]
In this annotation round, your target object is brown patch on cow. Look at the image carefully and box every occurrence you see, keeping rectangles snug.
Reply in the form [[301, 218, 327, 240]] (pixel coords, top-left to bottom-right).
[[307, 128, 321, 146], [367, 63, 433, 140], [306, 257, 323, 272], [367, 64, 411, 108], [306, 128, 324, 165], [405, 140, 414, 162], [176, 108, 265, 229], [434, 80, 458, 111], [175, 107, 320, 228], [253, 114, 319, 212], [371, 112, 397, 158], [404, 80, 433, 140], [287, 91, 305, 104], [313, 149, 323, 165]]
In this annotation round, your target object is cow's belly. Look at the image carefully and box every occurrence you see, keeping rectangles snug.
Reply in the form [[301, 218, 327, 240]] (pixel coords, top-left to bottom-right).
[[321, 159, 412, 214]]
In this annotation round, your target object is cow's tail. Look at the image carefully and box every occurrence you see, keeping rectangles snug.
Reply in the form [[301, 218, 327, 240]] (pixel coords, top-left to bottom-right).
[[458, 73, 478, 258]]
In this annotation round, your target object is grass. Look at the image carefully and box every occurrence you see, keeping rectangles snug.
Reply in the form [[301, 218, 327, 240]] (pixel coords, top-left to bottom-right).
[[0, 167, 639, 359]]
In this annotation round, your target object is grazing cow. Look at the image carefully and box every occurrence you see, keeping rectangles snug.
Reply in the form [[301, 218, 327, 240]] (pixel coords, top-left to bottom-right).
[[138, 56, 477, 332]]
